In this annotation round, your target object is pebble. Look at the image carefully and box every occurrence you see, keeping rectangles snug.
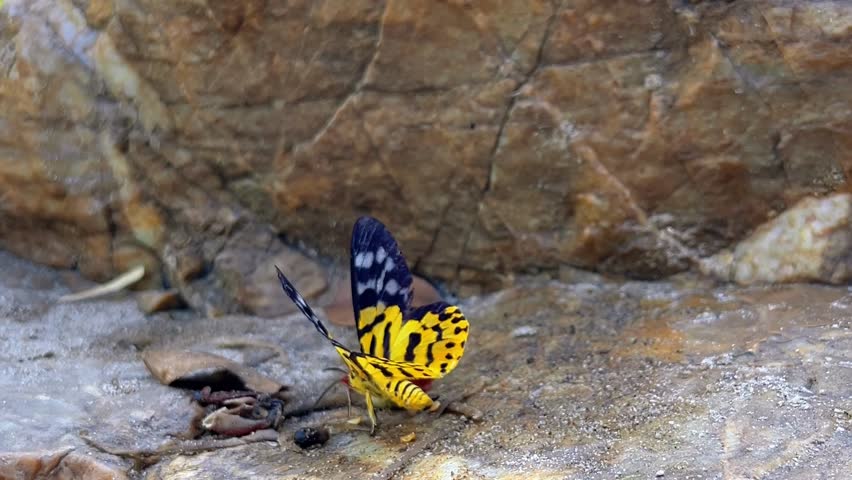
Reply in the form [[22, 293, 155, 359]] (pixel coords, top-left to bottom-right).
[[511, 326, 538, 337], [656, 470, 665, 477], [294, 426, 330, 449]]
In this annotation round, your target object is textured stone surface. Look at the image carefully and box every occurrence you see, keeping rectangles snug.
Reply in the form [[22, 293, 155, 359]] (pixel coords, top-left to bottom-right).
[[2, 251, 851, 479], [1, 1, 852, 306]]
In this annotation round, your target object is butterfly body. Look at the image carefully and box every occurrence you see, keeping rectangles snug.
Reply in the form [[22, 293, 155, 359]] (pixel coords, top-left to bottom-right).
[[276, 216, 469, 433]]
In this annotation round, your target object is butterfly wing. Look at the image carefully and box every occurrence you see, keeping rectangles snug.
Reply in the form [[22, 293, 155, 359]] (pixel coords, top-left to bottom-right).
[[350, 217, 470, 374], [390, 302, 469, 376], [350, 217, 414, 358]]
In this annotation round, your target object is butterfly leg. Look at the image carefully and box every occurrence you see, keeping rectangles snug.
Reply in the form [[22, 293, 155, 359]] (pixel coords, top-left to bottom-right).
[[346, 387, 352, 418], [364, 392, 378, 435], [312, 378, 341, 410]]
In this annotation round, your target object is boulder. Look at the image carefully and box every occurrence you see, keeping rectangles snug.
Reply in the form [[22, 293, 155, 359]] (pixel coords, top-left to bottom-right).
[[1, 0, 851, 306]]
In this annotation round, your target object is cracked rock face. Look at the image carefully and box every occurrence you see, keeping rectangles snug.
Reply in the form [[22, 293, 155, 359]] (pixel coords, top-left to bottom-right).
[[1, 0, 852, 306]]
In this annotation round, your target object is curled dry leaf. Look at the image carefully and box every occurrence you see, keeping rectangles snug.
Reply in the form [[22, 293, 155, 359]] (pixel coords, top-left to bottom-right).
[[141, 349, 287, 394], [400, 432, 416, 443], [202, 408, 274, 437], [195, 388, 286, 437], [0, 447, 128, 480]]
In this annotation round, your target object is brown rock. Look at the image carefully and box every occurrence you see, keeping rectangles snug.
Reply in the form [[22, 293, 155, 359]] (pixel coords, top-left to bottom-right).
[[85, 0, 114, 29], [241, 248, 328, 318], [136, 288, 186, 314], [0, 448, 128, 480], [324, 273, 443, 327], [2, 0, 852, 305]]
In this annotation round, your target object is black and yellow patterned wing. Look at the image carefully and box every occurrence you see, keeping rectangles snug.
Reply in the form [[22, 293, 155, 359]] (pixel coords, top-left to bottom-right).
[[350, 216, 470, 372], [390, 302, 469, 376], [350, 217, 414, 358]]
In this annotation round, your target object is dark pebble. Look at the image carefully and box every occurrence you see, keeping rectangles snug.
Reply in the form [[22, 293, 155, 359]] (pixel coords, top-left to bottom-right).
[[294, 426, 330, 449]]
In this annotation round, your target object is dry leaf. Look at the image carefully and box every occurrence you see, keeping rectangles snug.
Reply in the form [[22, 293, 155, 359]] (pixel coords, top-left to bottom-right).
[[141, 348, 287, 394]]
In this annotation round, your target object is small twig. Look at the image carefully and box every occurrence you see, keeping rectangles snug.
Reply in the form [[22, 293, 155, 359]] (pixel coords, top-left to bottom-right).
[[59, 265, 145, 302], [436, 377, 487, 417], [443, 402, 483, 421], [80, 429, 279, 463]]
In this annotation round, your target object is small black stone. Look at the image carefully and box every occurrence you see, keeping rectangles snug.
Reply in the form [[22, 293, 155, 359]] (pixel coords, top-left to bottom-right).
[[294, 426, 330, 449]]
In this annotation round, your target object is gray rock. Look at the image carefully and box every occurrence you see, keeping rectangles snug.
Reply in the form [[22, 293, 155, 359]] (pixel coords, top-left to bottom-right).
[[1, 251, 850, 478]]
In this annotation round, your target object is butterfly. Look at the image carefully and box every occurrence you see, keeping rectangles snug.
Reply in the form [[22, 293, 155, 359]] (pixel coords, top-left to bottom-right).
[[275, 216, 469, 434]]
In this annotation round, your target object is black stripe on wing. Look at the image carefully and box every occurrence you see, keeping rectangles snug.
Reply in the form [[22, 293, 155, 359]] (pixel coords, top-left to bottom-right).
[[349, 216, 414, 318]]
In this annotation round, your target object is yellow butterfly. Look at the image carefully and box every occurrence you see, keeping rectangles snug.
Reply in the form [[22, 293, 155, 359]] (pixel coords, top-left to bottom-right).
[[276, 216, 469, 433]]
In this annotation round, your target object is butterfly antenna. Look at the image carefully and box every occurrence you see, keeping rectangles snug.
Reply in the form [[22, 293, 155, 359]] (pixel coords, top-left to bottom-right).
[[275, 266, 334, 340], [322, 367, 347, 374]]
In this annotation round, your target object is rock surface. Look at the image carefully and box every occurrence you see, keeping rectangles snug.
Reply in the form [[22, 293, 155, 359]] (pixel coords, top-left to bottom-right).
[[0, 448, 128, 480], [2, 1, 852, 306], [1, 251, 850, 479], [702, 193, 852, 285]]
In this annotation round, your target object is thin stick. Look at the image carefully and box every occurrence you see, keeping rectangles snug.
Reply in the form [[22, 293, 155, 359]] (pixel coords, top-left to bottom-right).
[[80, 429, 279, 461], [59, 265, 145, 302]]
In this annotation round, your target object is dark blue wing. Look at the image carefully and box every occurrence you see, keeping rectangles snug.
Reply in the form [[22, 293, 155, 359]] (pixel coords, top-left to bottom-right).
[[349, 216, 414, 356]]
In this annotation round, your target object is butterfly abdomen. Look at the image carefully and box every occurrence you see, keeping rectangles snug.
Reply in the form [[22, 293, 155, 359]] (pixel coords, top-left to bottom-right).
[[383, 379, 433, 410]]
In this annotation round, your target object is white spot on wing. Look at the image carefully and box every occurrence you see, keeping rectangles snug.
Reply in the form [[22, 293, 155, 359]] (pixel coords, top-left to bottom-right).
[[385, 279, 399, 295], [357, 280, 376, 294], [362, 251, 374, 268], [354, 252, 365, 268], [376, 246, 387, 263], [384, 258, 395, 272]]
